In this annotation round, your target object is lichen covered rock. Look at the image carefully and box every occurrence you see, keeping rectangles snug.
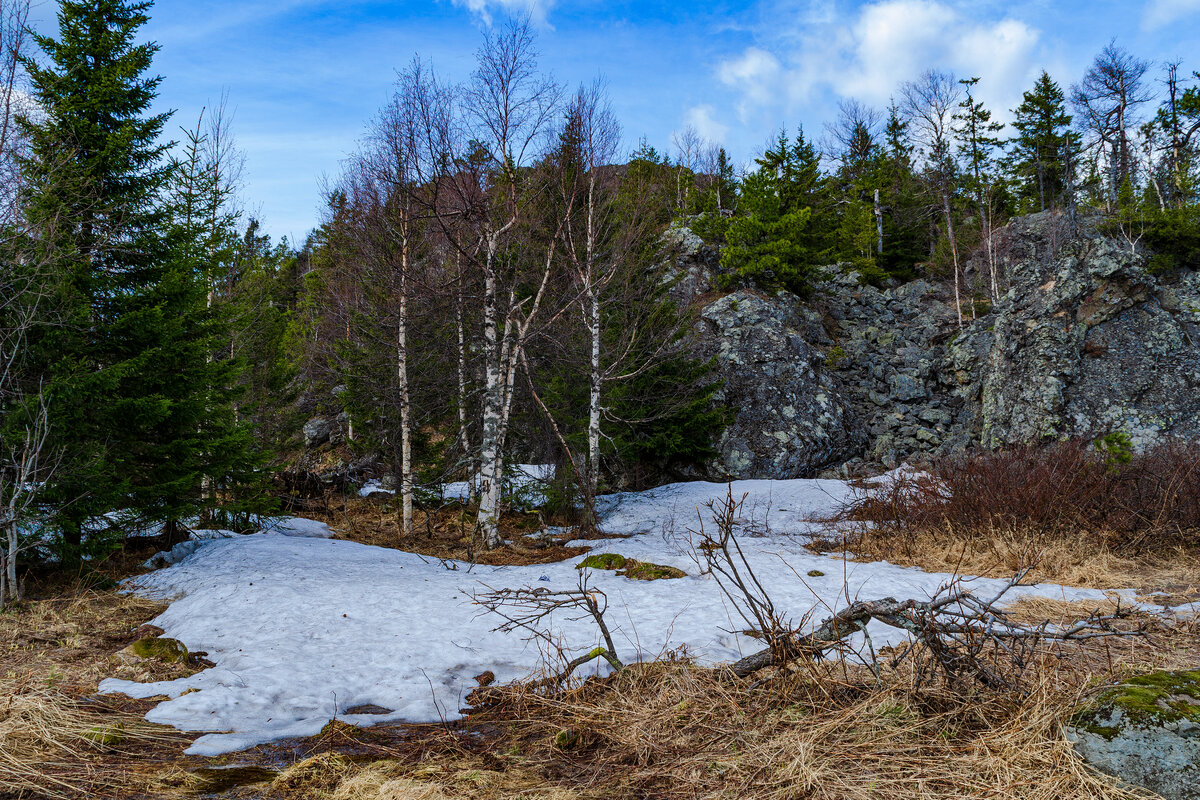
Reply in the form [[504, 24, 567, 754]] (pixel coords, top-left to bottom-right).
[[696, 289, 865, 478], [1069, 670, 1200, 799]]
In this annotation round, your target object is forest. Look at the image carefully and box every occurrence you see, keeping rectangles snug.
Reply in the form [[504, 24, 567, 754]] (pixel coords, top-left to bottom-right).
[[2, 2, 1200, 797], [3, 0, 1197, 587]]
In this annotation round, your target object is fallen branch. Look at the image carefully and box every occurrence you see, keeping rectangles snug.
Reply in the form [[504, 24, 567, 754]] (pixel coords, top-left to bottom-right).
[[728, 569, 1143, 685], [473, 574, 624, 697]]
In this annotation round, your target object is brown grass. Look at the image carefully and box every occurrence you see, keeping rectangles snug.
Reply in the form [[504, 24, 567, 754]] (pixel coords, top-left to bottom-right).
[[827, 439, 1200, 591], [458, 651, 1171, 800], [0, 561, 202, 799], [310, 495, 592, 567]]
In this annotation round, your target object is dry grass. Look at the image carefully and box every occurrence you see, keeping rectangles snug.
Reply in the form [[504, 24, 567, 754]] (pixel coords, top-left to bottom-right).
[[310, 495, 592, 567], [459, 652, 1171, 800], [816, 517, 1200, 591], [0, 562, 202, 799], [0, 681, 191, 798], [827, 440, 1200, 592]]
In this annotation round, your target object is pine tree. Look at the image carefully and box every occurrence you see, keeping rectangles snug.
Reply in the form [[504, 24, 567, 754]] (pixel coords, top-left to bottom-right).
[[1010, 71, 1074, 212]]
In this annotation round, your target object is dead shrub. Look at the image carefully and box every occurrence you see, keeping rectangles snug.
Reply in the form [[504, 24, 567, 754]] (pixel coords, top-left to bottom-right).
[[836, 438, 1200, 569]]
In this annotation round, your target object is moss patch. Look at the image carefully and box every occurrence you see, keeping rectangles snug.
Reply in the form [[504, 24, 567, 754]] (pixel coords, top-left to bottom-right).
[[621, 561, 687, 581], [1072, 670, 1200, 739], [576, 553, 627, 571], [82, 724, 126, 746], [124, 636, 188, 664]]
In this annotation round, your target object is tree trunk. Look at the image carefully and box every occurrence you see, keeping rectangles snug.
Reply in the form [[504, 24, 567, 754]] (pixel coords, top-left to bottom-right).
[[585, 284, 601, 531], [477, 234, 504, 550], [454, 255, 474, 499], [942, 189, 963, 328], [873, 188, 883, 254], [398, 232, 413, 538]]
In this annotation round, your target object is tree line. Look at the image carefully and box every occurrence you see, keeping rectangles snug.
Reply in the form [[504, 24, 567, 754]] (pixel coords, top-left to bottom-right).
[[1, 0, 1197, 599]]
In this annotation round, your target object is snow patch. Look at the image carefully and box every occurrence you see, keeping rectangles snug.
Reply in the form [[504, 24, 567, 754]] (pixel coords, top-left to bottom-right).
[[101, 476, 1127, 756]]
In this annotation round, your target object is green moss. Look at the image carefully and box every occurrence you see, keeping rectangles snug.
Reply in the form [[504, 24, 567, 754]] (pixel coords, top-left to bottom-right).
[[806, 569, 825, 577], [824, 345, 846, 368], [553, 728, 581, 750], [1072, 670, 1200, 740], [82, 724, 125, 746], [621, 561, 686, 581], [126, 636, 188, 663], [576, 553, 685, 579], [576, 553, 627, 571]]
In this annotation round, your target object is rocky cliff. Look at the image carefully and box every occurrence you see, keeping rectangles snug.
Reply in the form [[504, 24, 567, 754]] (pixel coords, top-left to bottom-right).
[[668, 211, 1200, 479]]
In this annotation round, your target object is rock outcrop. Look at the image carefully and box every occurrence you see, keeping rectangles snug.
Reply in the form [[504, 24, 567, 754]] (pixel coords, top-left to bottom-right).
[[666, 226, 864, 479], [665, 211, 1200, 479], [977, 213, 1200, 448]]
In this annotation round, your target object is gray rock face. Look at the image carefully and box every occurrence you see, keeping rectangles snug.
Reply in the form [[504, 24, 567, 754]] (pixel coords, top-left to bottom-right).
[[1069, 671, 1200, 799], [978, 215, 1200, 448], [664, 212, 1200, 478], [696, 290, 865, 478], [814, 272, 969, 468]]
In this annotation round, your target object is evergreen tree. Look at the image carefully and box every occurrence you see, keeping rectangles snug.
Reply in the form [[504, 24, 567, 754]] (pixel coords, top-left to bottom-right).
[[1009, 71, 1075, 212], [719, 127, 833, 294], [18, 0, 259, 555]]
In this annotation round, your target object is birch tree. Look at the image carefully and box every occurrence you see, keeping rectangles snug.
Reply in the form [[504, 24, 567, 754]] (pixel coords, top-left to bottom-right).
[[423, 20, 561, 549], [955, 78, 1005, 301], [0, 0, 54, 604], [900, 70, 964, 326]]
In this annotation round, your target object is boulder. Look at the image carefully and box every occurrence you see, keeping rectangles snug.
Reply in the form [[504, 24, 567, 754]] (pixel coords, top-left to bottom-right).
[[1069, 670, 1200, 799], [302, 417, 333, 448], [119, 636, 189, 664]]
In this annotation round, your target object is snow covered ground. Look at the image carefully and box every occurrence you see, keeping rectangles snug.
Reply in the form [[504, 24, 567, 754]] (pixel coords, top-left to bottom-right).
[[101, 476, 1125, 756]]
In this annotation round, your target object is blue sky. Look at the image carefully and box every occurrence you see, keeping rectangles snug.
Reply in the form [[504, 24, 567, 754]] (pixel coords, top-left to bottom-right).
[[27, 0, 1200, 243]]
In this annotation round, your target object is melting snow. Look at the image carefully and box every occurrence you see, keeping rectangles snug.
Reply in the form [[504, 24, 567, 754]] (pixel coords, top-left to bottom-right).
[[101, 476, 1124, 756]]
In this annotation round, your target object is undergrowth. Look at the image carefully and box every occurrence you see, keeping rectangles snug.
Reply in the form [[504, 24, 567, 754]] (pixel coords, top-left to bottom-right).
[[829, 438, 1200, 587]]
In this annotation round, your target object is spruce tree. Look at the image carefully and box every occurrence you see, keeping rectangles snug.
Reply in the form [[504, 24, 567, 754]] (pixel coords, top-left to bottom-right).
[[1010, 71, 1074, 212], [719, 127, 833, 294], [19, 0, 259, 556]]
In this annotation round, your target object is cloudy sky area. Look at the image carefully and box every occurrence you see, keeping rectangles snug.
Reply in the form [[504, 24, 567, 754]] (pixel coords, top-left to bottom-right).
[[26, 0, 1200, 243]]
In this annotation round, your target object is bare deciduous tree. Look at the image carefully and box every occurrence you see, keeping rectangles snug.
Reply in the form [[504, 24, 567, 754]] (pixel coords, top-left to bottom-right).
[[900, 70, 964, 327], [1071, 41, 1151, 205], [0, 0, 56, 605]]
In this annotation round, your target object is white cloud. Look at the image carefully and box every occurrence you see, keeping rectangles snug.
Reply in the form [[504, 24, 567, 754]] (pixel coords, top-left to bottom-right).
[[716, 0, 1041, 126], [683, 104, 731, 146], [451, 0, 557, 27], [716, 47, 782, 120], [1142, 0, 1200, 30]]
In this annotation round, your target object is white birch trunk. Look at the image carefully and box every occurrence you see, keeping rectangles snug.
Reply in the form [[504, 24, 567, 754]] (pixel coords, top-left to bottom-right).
[[943, 190, 963, 328], [477, 233, 505, 549], [584, 170, 601, 528], [455, 268, 473, 498], [398, 230, 413, 538], [873, 188, 883, 255]]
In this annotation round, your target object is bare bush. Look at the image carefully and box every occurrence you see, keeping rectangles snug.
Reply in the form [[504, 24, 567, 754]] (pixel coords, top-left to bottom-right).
[[473, 573, 623, 697], [839, 438, 1200, 555]]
